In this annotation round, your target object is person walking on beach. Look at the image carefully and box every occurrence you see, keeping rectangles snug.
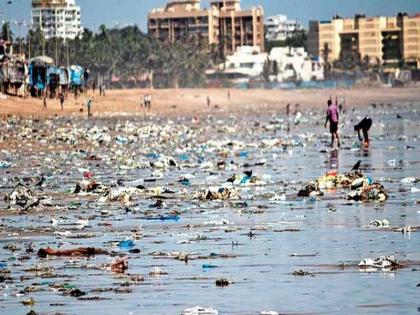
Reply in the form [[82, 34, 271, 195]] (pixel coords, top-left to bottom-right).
[[354, 116, 372, 146], [43, 96, 47, 111], [102, 84, 106, 97], [143, 94, 148, 108], [325, 97, 340, 148], [86, 96, 93, 117], [207, 96, 211, 109], [147, 93, 152, 109], [59, 92, 65, 111]]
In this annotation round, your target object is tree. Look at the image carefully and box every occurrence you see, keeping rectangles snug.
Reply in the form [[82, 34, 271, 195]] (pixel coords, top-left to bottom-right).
[[285, 29, 307, 49], [262, 58, 271, 82], [272, 60, 279, 75], [18, 24, 215, 88], [1, 23, 13, 42], [322, 43, 332, 79]]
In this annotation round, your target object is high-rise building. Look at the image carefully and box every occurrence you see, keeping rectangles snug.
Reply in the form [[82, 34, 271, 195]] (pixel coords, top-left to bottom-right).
[[148, 0, 265, 54], [308, 13, 420, 67], [32, 0, 83, 40], [265, 15, 303, 42]]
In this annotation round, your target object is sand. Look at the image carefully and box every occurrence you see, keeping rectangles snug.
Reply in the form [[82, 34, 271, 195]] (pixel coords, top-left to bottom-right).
[[0, 86, 419, 118]]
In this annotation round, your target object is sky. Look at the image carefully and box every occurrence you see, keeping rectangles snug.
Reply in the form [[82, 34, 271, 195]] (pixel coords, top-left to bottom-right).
[[1, 0, 420, 35]]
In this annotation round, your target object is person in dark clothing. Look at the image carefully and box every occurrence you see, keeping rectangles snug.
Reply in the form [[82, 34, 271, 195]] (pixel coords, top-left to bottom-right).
[[86, 97, 93, 117], [354, 116, 372, 145], [206, 96, 211, 109], [59, 92, 65, 110]]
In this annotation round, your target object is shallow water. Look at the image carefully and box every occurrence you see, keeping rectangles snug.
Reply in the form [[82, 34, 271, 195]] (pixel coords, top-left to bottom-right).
[[0, 103, 419, 315]]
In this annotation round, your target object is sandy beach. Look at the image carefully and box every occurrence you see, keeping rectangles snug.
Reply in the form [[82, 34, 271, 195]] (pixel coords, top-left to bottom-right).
[[0, 86, 419, 314], [1, 86, 419, 118]]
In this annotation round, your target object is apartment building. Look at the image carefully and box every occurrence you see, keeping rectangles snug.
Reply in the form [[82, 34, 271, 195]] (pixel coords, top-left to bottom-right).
[[32, 0, 83, 40], [265, 15, 303, 42], [148, 0, 265, 54], [308, 13, 420, 67]]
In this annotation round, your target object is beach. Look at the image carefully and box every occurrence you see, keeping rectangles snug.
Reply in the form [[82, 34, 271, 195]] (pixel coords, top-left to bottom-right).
[[0, 87, 419, 315], [1, 86, 420, 118]]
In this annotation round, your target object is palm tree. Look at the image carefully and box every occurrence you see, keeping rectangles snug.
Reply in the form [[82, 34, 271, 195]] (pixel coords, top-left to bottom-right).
[[322, 43, 332, 79], [1, 22, 13, 42]]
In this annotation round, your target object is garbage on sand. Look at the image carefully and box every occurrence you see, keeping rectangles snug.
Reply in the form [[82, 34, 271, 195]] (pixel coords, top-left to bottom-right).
[[369, 219, 390, 228], [181, 306, 219, 315], [198, 187, 240, 200], [110, 256, 128, 273], [298, 170, 388, 202], [358, 256, 401, 270], [37, 247, 108, 257]]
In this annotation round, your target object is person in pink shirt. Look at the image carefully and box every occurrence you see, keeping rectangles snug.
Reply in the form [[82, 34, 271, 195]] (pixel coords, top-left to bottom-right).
[[325, 98, 340, 148]]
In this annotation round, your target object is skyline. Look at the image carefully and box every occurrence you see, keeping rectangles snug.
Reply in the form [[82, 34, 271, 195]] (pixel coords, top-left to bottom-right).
[[1, 0, 419, 36]]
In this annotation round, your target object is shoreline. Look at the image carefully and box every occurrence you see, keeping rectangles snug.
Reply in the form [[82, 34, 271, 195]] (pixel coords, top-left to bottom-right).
[[0, 86, 419, 119]]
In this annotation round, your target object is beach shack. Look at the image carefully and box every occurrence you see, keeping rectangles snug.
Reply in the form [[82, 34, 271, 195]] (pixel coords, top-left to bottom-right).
[[29, 56, 54, 97]]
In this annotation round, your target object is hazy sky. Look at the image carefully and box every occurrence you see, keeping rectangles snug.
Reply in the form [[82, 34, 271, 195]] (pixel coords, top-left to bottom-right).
[[1, 0, 419, 35]]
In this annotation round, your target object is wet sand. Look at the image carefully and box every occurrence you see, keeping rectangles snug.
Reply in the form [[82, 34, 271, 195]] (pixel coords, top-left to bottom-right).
[[0, 89, 419, 315], [1, 86, 420, 118]]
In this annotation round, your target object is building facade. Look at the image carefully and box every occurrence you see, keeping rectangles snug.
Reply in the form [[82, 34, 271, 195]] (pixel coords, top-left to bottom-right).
[[270, 47, 324, 82], [308, 13, 420, 67], [208, 45, 323, 83], [148, 0, 264, 54], [32, 0, 83, 40], [265, 15, 303, 42]]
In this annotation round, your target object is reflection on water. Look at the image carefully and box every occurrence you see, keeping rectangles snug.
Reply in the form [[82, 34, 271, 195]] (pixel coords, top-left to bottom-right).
[[329, 149, 339, 170]]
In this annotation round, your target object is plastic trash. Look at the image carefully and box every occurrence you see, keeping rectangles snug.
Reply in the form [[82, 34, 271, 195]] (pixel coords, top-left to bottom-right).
[[0, 161, 12, 169], [181, 306, 218, 315], [144, 215, 180, 222], [149, 267, 168, 276], [411, 187, 420, 193], [110, 256, 128, 273], [118, 240, 135, 249], [401, 177, 417, 184], [358, 255, 400, 269], [202, 264, 218, 269], [369, 219, 389, 228], [146, 153, 160, 159]]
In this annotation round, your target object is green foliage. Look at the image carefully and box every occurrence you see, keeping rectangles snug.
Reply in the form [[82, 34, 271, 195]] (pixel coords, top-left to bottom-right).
[[262, 57, 271, 82], [337, 49, 361, 71], [265, 30, 307, 51], [1, 23, 13, 41], [19, 26, 213, 88], [272, 60, 279, 75], [265, 39, 287, 52], [285, 30, 307, 49], [322, 43, 332, 79]]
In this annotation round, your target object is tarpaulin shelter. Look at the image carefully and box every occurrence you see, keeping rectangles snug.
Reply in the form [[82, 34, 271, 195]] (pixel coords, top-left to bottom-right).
[[70, 65, 84, 87], [29, 55, 54, 96], [59, 67, 70, 86]]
